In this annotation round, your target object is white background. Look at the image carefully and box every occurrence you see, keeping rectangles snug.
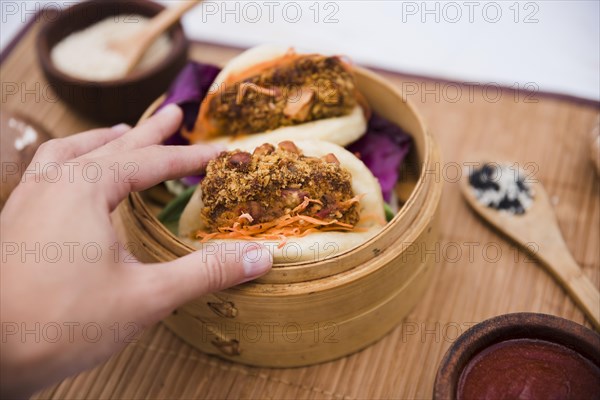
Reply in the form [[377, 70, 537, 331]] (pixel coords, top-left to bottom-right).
[[2, 0, 599, 101]]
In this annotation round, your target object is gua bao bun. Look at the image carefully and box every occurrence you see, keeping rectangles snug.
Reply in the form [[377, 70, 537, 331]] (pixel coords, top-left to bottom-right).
[[185, 45, 369, 150], [179, 140, 385, 263]]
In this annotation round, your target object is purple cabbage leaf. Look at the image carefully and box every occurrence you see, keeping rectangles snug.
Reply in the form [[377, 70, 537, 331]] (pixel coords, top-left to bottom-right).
[[157, 61, 221, 146], [347, 114, 412, 203]]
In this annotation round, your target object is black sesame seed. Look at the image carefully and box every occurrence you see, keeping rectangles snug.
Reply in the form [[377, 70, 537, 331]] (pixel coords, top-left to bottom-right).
[[469, 163, 533, 215]]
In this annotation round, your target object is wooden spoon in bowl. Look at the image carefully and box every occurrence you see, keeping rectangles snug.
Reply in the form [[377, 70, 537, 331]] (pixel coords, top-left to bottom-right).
[[108, 0, 201, 75], [460, 168, 600, 331]]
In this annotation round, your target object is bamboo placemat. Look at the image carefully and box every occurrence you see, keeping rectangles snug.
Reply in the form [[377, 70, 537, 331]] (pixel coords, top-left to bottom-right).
[[2, 20, 599, 399]]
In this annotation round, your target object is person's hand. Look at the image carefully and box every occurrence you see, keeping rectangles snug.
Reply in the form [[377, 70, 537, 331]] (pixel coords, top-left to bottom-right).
[[0, 104, 273, 398]]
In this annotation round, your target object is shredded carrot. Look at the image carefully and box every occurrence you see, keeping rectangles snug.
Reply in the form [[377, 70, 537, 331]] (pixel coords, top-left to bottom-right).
[[339, 194, 365, 209], [194, 196, 363, 246], [291, 196, 323, 213]]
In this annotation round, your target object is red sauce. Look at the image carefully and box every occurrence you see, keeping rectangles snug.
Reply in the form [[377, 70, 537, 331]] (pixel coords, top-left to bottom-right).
[[457, 339, 600, 400]]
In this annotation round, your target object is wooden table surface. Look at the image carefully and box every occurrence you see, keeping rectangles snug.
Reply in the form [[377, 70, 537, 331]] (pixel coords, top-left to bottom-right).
[[2, 20, 599, 399]]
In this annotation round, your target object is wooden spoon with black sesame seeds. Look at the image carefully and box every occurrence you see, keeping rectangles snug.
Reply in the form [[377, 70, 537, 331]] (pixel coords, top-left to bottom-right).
[[460, 164, 600, 331]]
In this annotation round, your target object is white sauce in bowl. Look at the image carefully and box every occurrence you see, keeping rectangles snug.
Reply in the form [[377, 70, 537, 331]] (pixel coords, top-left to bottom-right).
[[50, 15, 172, 81]]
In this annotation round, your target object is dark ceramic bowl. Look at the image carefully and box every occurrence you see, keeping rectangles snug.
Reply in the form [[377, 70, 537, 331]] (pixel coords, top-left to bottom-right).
[[434, 313, 600, 399], [36, 0, 188, 125]]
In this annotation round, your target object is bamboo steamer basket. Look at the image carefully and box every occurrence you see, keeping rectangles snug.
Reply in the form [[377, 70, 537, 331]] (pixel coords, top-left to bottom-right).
[[119, 65, 443, 367]]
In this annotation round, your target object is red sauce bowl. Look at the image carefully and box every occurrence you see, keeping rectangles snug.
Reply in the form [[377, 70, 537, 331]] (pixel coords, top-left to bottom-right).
[[434, 313, 600, 400]]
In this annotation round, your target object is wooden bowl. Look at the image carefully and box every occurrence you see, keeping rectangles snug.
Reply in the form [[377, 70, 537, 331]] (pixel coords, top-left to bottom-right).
[[36, 0, 189, 125], [118, 65, 443, 367], [434, 313, 600, 399]]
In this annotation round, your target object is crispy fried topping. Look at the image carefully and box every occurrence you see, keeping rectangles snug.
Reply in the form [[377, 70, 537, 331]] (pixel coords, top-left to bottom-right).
[[205, 55, 358, 137], [199, 142, 360, 233]]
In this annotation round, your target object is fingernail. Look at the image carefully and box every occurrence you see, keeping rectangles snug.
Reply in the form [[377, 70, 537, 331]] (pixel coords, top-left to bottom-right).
[[111, 123, 131, 134], [157, 103, 181, 117], [243, 245, 272, 279]]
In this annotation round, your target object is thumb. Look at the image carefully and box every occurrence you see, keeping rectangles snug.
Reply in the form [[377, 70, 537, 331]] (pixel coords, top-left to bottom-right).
[[139, 243, 272, 321]]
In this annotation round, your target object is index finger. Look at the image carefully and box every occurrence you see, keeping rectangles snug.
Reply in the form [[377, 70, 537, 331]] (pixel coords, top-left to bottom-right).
[[83, 104, 183, 159], [95, 143, 223, 210]]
